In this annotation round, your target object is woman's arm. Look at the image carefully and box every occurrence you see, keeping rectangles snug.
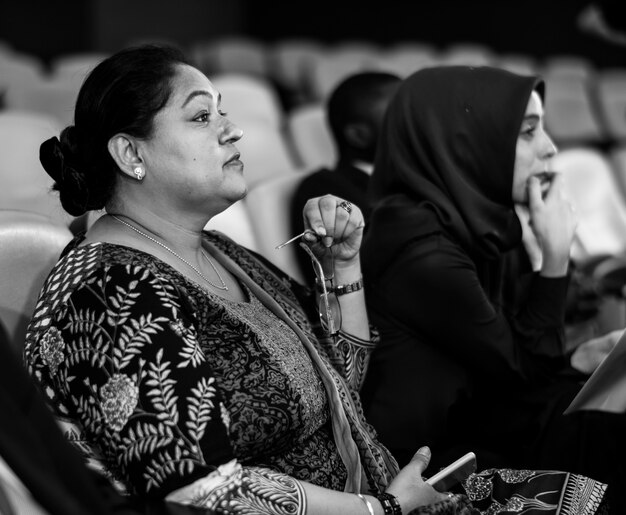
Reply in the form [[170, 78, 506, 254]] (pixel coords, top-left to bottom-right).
[[167, 447, 454, 514]]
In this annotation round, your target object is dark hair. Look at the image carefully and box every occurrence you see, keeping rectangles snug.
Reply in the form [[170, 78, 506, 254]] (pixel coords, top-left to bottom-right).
[[39, 45, 189, 216], [326, 71, 401, 151]]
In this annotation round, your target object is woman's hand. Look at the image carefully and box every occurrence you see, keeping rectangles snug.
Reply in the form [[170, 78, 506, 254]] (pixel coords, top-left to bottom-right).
[[527, 173, 577, 277], [386, 446, 452, 513], [301, 195, 365, 266], [571, 328, 623, 374]]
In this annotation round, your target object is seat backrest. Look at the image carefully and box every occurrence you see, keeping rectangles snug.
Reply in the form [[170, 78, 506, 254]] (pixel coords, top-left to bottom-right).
[[235, 119, 301, 187], [541, 55, 595, 81], [495, 53, 539, 75], [306, 42, 382, 102], [268, 38, 326, 94], [375, 43, 439, 78], [0, 110, 73, 226], [286, 102, 336, 170], [543, 75, 605, 145], [552, 147, 626, 264], [191, 36, 269, 77], [0, 53, 45, 92], [0, 209, 73, 353], [244, 172, 311, 284], [49, 52, 110, 87], [204, 200, 259, 252], [4, 76, 80, 128], [596, 68, 626, 142], [211, 72, 285, 129], [611, 144, 626, 199], [439, 42, 495, 66]]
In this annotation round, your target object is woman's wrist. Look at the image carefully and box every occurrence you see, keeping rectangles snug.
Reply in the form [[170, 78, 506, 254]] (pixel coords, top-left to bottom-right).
[[539, 257, 569, 277], [333, 256, 362, 283]]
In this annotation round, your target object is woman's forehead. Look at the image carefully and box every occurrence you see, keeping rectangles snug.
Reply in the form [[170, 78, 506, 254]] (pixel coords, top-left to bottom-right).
[[169, 64, 218, 105], [525, 90, 544, 115]]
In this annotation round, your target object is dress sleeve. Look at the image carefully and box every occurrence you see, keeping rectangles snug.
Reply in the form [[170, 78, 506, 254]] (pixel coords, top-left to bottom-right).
[[26, 262, 307, 513], [380, 235, 568, 385]]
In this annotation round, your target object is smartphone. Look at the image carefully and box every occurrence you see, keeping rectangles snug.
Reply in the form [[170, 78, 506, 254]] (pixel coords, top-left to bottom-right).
[[425, 452, 477, 492]]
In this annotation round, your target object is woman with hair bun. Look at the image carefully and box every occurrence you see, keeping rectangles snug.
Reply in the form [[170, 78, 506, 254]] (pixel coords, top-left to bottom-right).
[[24, 46, 608, 514]]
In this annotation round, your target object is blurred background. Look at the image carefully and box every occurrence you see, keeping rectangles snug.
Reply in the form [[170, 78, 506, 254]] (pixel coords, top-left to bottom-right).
[[1, 0, 625, 67]]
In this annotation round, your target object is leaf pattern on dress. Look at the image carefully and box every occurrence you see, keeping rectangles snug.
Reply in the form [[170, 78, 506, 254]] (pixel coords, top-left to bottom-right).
[[150, 272, 182, 311], [186, 377, 217, 442], [145, 348, 179, 426], [144, 445, 197, 492], [116, 314, 169, 370], [120, 422, 175, 463], [173, 319, 205, 369], [107, 280, 141, 327]]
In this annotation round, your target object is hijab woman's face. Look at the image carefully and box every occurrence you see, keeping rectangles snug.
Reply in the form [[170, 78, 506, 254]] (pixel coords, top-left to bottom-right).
[[511, 91, 557, 205]]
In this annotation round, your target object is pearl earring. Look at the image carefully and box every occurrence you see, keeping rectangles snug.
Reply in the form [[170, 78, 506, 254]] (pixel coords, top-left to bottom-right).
[[133, 167, 144, 181]]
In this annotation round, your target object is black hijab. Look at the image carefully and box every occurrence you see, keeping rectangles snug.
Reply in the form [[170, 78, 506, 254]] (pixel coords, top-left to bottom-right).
[[367, 65, 544, 261]]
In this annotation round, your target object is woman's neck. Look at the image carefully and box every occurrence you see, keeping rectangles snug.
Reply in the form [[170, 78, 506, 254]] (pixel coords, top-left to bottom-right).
[[105, 204, 208, 255]]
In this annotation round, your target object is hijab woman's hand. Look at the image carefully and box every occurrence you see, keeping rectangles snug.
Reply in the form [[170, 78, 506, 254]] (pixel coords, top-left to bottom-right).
[[301, 195, 365, 266], [527, 173, 577, 277]]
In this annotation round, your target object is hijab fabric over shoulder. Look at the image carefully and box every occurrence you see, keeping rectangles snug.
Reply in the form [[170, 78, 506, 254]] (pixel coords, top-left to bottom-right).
[[367, 66, 545, 260]]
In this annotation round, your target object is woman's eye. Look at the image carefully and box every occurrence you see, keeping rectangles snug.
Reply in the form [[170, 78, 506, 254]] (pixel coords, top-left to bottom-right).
[[218, 110, 228, 116], [522, 126, 536, 137], [194, 112, 209, 123]]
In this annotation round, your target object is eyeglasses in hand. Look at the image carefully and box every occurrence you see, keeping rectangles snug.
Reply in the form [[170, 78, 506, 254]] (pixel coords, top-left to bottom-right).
[[299, 243, 342, 335]]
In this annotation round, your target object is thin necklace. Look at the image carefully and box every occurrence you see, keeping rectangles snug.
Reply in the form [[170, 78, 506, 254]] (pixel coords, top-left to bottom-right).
[[110, 214, 229, 291]]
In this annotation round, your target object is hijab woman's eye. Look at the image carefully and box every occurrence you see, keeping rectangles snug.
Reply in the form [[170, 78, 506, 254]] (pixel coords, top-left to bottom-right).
[[521, 125, 536, 138]]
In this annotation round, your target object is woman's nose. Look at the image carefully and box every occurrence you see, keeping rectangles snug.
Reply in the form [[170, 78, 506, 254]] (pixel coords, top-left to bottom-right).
[[221, 120, 244, 143], [543, 133, 558, 159]]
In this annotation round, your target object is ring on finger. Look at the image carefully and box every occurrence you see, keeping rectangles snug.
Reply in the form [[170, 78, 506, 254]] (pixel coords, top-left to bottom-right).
[[338, 200, 352, 214]]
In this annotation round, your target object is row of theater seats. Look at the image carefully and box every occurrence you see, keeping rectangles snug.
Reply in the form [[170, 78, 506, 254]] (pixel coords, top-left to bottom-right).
[[2, 36, 626, 149]]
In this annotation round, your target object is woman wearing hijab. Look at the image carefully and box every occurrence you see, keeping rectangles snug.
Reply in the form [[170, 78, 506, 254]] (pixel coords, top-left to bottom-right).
[[360, 65, 626, 511]]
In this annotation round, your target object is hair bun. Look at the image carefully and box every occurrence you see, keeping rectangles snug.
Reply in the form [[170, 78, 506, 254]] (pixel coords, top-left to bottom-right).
[[40, 128, 91, 216], [39, 136, 66, 183]]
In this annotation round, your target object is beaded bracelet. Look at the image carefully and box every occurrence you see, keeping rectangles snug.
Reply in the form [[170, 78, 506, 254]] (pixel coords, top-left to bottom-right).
[[377, 492, 402, 515], [356, 494, 375, 515]]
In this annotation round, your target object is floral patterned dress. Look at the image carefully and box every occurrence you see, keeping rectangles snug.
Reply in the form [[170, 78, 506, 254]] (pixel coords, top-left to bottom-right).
[[23, 231, 609, 514]]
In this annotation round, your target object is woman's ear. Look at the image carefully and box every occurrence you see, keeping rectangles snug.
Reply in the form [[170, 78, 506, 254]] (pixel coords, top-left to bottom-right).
[[107, 134, 145, 181], [344, 122, 373, 150]]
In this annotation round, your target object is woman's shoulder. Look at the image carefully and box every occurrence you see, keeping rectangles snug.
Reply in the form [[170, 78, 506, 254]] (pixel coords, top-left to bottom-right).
[[49, 236, 164, 286], [26, 239, 175, 339]]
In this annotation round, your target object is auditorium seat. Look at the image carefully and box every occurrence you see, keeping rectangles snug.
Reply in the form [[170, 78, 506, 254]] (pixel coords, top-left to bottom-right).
[[0, 110, 73, 226], [244, 172, 312, 284], [286, 102, 336, 170], [0, 209, 73, 353]]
